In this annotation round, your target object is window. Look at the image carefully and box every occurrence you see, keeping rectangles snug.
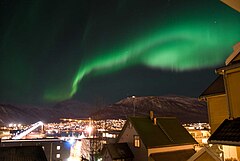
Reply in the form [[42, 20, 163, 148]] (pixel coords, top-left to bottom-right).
[[56, 145, 61, 150], [56, 154, 60, 158], [134, 135, 140, 148]]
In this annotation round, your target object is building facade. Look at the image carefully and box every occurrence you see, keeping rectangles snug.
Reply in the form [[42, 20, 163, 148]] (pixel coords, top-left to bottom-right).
[[1, 138, 70, 161], [199, 42, 240, 161]]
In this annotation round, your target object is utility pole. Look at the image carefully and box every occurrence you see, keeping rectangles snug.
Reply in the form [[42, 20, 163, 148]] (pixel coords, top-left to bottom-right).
[[132, 96, 136, 116]]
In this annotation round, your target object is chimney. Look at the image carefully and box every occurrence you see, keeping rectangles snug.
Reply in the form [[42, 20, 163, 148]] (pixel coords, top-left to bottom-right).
[[153, 117, 157, 125], [149, 111, 154, 120]]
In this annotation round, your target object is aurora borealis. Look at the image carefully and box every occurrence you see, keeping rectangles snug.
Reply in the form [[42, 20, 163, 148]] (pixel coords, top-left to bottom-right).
[[0, 0, 240, 105]]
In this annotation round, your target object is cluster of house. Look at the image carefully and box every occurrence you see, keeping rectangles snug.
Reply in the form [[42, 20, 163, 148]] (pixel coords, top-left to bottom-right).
[[0, 42, 240, 161]]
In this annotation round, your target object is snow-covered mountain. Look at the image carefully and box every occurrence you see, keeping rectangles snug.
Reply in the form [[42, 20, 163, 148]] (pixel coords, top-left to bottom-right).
[[91, 96, 208, 123]]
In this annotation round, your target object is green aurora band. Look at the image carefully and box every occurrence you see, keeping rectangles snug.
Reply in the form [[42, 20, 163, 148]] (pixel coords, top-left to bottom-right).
[[62, 20, 240, 100], [43, 2, 240, 102]]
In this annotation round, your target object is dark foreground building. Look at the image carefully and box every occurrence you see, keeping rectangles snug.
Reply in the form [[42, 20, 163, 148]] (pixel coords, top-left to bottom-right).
[[0, 138, 70, 161], [0, 146, 48, 161]]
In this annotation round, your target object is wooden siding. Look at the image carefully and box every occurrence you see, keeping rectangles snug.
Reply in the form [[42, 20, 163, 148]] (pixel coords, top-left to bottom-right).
[[226, 71, 240, 118], [207, 95, 228, 133]]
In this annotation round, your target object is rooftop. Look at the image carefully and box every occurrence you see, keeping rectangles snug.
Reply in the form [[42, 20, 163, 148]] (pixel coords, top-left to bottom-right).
[[199, 75, 225, 98], [103, 143, 134, 159], [150, 149, 195, 161], [225, 42, 240, 65], [216, 61, 240, 74], [128, 117, 197, 148], [0, 146, 47, 161], [1, 138, 63, 143], [208, 117, 240, 146]]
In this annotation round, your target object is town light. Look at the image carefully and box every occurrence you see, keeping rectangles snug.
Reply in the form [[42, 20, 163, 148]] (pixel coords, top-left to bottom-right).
[[86, 126, 93, 136], [68, 137, 75, 145]]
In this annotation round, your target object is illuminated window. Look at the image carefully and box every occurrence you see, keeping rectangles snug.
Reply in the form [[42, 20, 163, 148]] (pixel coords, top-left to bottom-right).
[[56, 154, 60, 158], [134, 135, 140, 148], [57, 145, 61, 150]]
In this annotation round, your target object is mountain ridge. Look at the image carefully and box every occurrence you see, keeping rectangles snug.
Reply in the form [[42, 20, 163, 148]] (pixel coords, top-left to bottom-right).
[[91, 95, 208, 123], [0, 95, 208, 124]]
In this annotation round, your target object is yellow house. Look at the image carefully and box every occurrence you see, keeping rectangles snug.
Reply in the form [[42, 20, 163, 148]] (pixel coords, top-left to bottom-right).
[[199, 75, 227, 133], [199, 42, 240, 133], [198, 42, 240, 161], [216, 42, 240, 119]]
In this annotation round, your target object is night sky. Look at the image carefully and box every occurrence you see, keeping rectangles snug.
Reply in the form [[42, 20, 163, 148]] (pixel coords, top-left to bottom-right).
[[0, 0, 240, 105]]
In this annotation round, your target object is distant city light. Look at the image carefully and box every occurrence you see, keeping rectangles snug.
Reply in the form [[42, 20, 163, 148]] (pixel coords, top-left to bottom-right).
[[67, 157, 80, 161], [12, 121, 44, 139], [68, 137, 75, 145], [86, 126, 93, 136], [1, 117, 211, 160]]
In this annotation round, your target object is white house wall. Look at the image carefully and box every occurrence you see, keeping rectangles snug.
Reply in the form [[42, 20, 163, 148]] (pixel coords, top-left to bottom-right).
[[118, 121, 148, 161]]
